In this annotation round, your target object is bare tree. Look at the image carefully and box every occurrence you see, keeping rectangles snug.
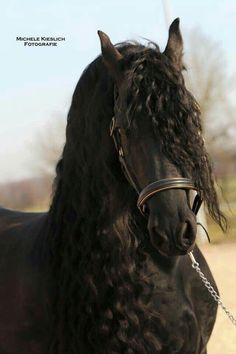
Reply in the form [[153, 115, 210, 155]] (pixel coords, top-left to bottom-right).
[[184, 30, 236, 152], [30, 112, 66, 182], [183, 31, 236, 241]]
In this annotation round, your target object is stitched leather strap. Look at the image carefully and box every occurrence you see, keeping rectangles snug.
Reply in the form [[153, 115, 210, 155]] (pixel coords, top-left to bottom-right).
[[137, 178, 197, 210]]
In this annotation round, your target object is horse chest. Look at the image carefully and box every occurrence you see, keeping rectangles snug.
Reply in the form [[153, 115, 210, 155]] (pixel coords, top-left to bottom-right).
[[150, 266, 203, 353]]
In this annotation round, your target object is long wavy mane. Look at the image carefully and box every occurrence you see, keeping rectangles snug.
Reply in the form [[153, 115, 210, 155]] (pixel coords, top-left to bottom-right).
[[48, 41, 226, 353]]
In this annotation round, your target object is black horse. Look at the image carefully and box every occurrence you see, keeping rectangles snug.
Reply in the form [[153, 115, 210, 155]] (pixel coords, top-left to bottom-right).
[[0, 19, 226, 354]]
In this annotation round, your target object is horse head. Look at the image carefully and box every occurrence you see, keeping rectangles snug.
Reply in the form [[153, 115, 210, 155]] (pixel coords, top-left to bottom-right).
[[98, 19, 209, 256]]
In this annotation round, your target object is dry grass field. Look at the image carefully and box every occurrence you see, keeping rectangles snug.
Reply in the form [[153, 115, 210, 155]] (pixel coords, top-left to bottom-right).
[[200, 243, 236, 353]]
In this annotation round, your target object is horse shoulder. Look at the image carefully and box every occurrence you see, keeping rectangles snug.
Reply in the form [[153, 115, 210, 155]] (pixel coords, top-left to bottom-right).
[[0, 207, 51, 353], [178, 245, 218, 347]]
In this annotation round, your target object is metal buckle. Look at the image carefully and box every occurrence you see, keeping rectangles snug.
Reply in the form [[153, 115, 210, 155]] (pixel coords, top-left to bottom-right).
[[119, 147, 124, 157]]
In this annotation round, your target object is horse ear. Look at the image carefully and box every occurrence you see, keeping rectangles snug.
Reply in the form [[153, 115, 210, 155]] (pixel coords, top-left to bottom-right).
[[163, 18, 183, 71], [97, 30, 123, 83]]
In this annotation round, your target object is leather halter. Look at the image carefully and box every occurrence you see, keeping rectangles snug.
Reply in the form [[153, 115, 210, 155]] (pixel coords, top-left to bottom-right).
[[137, 178, 197, 209], [110, 115, 203, 216]]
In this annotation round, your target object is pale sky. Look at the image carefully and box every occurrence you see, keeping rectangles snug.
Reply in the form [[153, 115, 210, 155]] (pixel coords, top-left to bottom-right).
[[0, 0, 236, 182]]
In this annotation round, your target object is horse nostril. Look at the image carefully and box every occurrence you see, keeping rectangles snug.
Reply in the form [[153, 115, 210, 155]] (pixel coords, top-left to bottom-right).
[[148, 221, 169, 253], [154, 228, 168, 244], [181, 222, 189, 240], [178, 220, 196, 248]]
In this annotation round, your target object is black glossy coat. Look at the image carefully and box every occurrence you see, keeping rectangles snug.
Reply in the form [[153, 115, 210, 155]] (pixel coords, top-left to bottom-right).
[[0, 207, 217, 354]]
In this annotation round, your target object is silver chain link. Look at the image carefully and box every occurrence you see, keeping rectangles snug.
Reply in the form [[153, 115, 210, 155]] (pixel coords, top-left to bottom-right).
[[188, 251, 236, 327]]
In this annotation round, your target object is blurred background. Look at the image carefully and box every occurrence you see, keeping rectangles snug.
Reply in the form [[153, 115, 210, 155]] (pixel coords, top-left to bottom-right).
[[0, 0, 235, 352]]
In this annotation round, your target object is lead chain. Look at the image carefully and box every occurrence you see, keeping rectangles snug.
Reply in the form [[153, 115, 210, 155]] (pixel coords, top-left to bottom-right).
[[189, 251, 236, 327]]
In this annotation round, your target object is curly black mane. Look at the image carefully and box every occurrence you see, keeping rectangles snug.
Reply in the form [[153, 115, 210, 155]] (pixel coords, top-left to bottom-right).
[[48, 40, 226, 354]]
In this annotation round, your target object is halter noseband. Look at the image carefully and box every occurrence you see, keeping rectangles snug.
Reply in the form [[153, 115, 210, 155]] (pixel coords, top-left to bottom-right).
[[110, 115, 203, 216]]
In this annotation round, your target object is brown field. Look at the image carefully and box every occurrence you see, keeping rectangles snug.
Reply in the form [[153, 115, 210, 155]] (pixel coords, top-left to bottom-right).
[[200, 243, 236, 353]]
